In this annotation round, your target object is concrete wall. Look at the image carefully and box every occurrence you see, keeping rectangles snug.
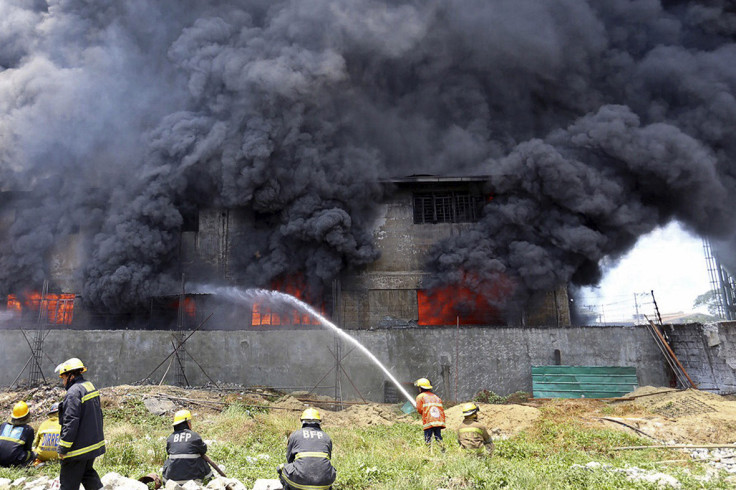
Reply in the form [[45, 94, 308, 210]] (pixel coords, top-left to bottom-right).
[[665, 322, 736, 393], [1, 324, 669, 402]]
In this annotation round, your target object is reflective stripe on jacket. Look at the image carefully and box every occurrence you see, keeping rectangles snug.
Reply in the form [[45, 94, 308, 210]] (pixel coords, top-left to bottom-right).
[[457, 419, 492, 450], [59, 376, 106, 460], [415, 391, 445, 430], [33, 417, 61, 461], [162, 429, 212, 483], [0, 422, 34, 466], [281, 425, 336, 490]]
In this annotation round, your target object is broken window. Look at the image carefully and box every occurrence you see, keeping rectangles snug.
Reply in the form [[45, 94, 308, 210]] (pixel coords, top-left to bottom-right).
[[412, 192, 483, 224]]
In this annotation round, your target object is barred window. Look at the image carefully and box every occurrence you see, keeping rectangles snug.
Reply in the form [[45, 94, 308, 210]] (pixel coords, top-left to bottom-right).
[[413, 192, 482, 223]]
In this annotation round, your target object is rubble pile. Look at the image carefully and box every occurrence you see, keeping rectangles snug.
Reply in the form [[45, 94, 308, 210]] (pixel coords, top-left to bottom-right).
[[0, 474, 275, 490], [689, 448, 736, 474], [0, 385, 65, 417], [571, 461, 683, 488], [604, 387, 736, 444]]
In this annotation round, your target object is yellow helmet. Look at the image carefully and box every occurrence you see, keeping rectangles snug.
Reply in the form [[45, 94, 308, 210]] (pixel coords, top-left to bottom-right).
[[173, 409, 192, 426], [461, 402, 479, 417], [414, 378, 432, 390], [11, 401, 29, 421], [54, 357, 87, 377], [300, 408, 322, 422]]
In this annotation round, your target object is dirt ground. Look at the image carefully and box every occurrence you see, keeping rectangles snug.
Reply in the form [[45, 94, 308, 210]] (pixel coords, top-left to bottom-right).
[[596, 386, 736, 444], [444, 402, 541, 438], [4, 384, 736, 445]]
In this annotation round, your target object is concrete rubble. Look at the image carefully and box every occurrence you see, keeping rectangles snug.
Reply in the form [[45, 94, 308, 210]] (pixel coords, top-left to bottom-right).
[[572, 461, 681, 488], [0, 474, 276, 490], [143, 396, 177, 416], [689, 447, 736, 474]]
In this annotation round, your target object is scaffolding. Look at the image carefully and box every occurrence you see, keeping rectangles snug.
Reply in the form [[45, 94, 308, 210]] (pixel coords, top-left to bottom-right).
[[11, 280, 74, 387], [703, 239, 736, 320]]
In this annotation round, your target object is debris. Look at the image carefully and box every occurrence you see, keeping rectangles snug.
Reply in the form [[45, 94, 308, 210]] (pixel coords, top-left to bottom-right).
[[138, 473, 162, 489], [598, 417, 659, 441], [164, 480, 183, 490], [249, 480, 283, 490], [101, 472, 148, 490], [143, 397, 177, 416], [613, 444, 736, 450], [205, 478, 247, 490], [571, 462, 681, 489]]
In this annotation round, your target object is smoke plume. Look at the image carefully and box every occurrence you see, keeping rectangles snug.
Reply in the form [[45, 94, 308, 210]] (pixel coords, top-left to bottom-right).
[[1, 1, 735, 313]]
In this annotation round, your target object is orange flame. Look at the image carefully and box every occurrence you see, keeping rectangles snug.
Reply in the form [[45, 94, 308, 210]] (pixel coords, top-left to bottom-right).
[[417, 273, 512, 326], [7, 292, 75, 325], [251, 277, 324, 326], [171, 296, 197, 317]]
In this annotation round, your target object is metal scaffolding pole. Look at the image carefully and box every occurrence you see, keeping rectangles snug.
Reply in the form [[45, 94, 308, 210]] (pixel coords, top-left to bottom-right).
[[28, 280, 49, 386], [174, 275, 187, 387], [703, 239, 736, 320]]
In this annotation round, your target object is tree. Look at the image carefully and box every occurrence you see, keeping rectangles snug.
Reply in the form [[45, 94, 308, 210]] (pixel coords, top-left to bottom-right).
[[693, 290, 721, 316]]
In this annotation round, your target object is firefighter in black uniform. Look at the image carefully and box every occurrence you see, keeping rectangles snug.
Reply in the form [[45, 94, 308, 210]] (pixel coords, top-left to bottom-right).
[[55, 358, 106, 490], [278, 408, 336, 490], [0, 401, 35, 467], [162, 409, 212, 484]]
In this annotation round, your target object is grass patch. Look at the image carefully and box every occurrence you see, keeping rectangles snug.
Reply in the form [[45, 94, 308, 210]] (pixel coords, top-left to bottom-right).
[[0, 397, 732, 489]]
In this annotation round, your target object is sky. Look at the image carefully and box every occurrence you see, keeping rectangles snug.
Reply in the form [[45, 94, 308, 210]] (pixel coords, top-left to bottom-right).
[[578, 221, 712, 321]]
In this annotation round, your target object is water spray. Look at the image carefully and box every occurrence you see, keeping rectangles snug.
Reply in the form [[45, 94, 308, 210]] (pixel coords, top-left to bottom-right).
[[202, 286, 417, 407]]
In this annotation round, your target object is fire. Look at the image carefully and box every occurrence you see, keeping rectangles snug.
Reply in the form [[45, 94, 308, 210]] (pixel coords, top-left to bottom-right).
[[7, 295, 21, 313], [171, 296, 197, 317], [6, 292, 75, 325], [251, 277, 324, 326], [418, 274, 512, 326]]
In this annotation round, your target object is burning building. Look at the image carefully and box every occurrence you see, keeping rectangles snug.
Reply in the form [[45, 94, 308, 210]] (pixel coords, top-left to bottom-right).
[[1, 2, 736, 330], [2, 174, 568, 330]]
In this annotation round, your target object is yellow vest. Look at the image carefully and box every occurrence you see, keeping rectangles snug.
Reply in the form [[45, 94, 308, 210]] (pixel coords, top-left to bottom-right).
[[33, 416, 61, 461]]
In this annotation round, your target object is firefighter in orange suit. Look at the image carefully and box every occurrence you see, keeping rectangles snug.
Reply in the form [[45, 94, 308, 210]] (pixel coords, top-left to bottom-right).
[[414, 378, 445, 446], [457, 402, 493, 455], [55, 358, 105, 490]]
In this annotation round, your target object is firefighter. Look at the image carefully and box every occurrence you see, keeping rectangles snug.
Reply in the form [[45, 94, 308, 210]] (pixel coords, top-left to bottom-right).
[[0, 401, 35, 467], [414, 378, 445, 447], [457, 402, 493, 456], [277, 408, 336, 490], [55, 357, 106, 490], [162, 409, 212, 484], [33, 402, 62, 462]]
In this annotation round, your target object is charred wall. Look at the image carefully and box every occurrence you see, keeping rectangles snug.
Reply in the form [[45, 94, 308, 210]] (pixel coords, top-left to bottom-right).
[[4, 179, 570, 330], [337, 178, 572, 329]]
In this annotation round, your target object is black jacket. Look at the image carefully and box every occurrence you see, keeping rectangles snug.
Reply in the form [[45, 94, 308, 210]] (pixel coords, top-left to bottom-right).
[[59, 375, 106, 460], [0, 422, 34, 466], [162, 428, 212, 482], [282, 424, 336, 489]]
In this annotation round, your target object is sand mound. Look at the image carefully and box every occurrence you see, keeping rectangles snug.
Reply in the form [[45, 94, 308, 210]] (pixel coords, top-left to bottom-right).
[[270, 395, 308, 411], [329, 403, 412, 427], [628, 387, 724, 417], [444, 402, 541, 437], [600, 387, 736, 444]]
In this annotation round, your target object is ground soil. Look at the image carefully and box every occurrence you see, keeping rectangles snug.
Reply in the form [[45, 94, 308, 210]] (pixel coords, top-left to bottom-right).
[[444, 402, 541, 438], [595, 386, 736, 444], [5, 384, 736, 445]]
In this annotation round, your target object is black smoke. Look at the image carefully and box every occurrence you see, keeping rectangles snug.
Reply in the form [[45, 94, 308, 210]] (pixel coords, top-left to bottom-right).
[[1, 1, 735, 314]]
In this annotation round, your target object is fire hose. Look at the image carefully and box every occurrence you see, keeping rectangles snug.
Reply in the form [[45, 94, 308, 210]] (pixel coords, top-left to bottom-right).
[[203, 454, 227, 477]]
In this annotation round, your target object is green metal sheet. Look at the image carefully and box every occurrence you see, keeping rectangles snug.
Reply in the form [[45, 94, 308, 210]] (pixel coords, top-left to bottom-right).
[[532, 365, 637, 399]]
